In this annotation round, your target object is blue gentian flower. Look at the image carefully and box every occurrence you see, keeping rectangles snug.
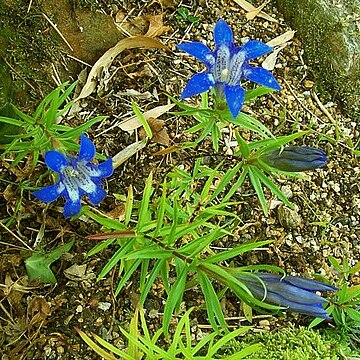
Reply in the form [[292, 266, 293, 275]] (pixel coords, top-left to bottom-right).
[[177, 19, 281, 118], [238, 273, 337, 318], [33, 135, 113, 219], [260, 146, 328, 172]]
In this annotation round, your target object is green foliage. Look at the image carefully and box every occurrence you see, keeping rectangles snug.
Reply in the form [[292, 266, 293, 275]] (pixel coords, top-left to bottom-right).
[[310, 258, 360, 349], [85, 172, 284, 336], [25, 241, 74, 283], [176, 7, 200, 25], [230, 326, 357, 359], [77, 307, 261, 359], [0, 82, 105, 166]]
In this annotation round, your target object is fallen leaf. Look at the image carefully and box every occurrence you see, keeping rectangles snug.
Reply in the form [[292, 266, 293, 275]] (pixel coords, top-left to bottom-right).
[[76, 36, 169, 101], [246, 0, 270, 21], [144, 14, 171, 37], [267, 30, 296, 47], [28, 297, 51, 327], [112, 138, 148, 169], [139, 118, 170, 146], [233, 0, 278, 22], [116, 89, 153, 99], [119, 103, 175, 131], [105, 203, 126, 220], [262, 43, 287, 70]]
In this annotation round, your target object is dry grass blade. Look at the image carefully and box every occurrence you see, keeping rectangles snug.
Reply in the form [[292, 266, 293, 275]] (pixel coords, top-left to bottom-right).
[[246, 0, 270, 21], [76, 36, 169, 101], [267, 30, 296, 47], [119, 104, 175, 131], [233, 0, 278, 22], [112, 138, 148, 169]]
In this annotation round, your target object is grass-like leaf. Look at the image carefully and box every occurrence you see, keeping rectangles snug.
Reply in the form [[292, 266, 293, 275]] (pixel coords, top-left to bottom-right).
[[248, 166, 268, 215], [198, 270, 228, 331]]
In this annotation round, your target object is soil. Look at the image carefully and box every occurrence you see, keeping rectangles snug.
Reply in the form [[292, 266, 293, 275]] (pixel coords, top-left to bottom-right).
[[0, 0, 359, 359]]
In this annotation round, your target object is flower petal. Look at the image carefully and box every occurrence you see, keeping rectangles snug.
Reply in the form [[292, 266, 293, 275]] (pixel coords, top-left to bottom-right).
[[243, 64, 281, 90], [180, 73, 215, 99], [87, 186, 107, 206], [32, 183, 63, 203], [214, 19, 233, 46], [44, 151, 67, 172], [96, 158, 113, 178], [63, 199, 82, 219], [79, 134, 95, 162], [241, 40, 272, 60], [224, 84, 245, 118], [177, 42, 214, 67], [285, 275, 337, 292]]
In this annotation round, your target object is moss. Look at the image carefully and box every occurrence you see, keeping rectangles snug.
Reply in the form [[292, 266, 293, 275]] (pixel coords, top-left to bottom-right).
[[224, 327, 357, 359], [0, 0, 60, 109], [275, 0, 360, 118]]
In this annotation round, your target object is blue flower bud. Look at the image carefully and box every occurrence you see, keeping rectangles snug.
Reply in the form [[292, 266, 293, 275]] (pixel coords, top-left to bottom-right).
[[238, 272, 337, 318], [260, 146, 327, 172]]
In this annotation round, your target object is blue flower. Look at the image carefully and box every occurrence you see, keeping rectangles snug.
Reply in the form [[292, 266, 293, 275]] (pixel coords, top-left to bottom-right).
[[33, 135, 113, 219], [238, 273, 337, 318], [177, 19, 281, 118], [260, 146, 328, 172]]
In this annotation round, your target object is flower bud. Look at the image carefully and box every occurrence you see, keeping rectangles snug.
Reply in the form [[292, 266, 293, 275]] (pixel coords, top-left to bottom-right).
[[260, 146, 327, 172]]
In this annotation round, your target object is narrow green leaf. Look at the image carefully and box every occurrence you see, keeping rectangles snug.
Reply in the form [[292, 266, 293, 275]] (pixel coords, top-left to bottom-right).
[[248, 166, 268, 216], [163, 262, 188, 336], [251, 166, 292, 207], [137, 172, 154, 231], [132, 101, 152, 138], [83, 208, 127, 230], [125, 185, 133, 227], [198, 270, 228, 331], [223, 165, 248, 203], [200, 162, 223, 204], [207, 327, 252, 357], [115, 258, 142, 296], [245, 86, 274, 101], [0, 116, 24, 127], [235, 131, 250, 158], [204, 240, 273, 264], [97, 239, 135, 280], [210, 162, 243, 201]]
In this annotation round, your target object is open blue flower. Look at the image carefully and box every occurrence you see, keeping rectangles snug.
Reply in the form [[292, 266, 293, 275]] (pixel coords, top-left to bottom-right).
[[33, 134, 113, 219], [260, 146, 328, 172], [238, 273, 337, 318], [177, 19, 281, 118]]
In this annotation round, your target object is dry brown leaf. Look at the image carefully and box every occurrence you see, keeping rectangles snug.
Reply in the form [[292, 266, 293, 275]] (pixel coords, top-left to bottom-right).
[[119, 103, 175, 131], [112, 138, 148, 169], [144, 14, 171, 37], [28, 297, 50, 327], [233, 0, 278, 22], [139, 118, 170, 146], [267, 30, 296, 47], [246, 0, 270, 21], [262, 44, 287, 70], [76, 36, 169, 101], [105, 203, 126, 220]]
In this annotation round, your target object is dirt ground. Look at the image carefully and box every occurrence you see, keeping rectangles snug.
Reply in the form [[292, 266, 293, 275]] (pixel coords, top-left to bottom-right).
[[0, 0, 359, 359]]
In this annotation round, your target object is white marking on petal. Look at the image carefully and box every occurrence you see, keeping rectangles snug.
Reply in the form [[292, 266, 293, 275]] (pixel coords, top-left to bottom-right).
[[61, 168, 80, 202], [77, 162, 101, 177], [206, 54, 215, 66], [214, 45, 230, 82], [75, 173, 97, 194], [228, 51, 246, 85]]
